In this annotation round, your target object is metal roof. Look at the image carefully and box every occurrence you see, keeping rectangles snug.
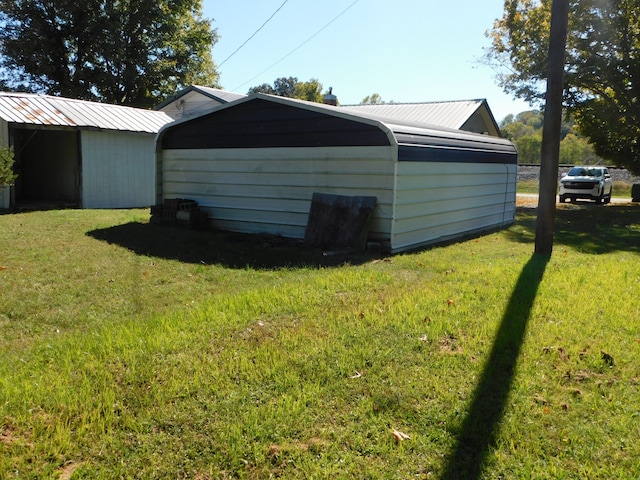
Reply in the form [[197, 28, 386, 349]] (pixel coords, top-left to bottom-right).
[[153, 85, 246, 111], [159, 93, 516, 154], [341, 100, 489, 130], [0, 92, 173, 133], [191, 86, 246, 103]]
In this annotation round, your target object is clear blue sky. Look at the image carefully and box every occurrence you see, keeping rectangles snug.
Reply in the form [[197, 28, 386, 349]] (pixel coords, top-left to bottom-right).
[[203, 0, 533, 122]]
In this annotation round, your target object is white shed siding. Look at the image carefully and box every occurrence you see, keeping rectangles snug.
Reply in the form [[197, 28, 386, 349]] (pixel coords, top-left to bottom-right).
[[0, 118, 7, 147], [161, 146, 395, 240], [391, 162, 516, 252], [81, 130, 155, 208]]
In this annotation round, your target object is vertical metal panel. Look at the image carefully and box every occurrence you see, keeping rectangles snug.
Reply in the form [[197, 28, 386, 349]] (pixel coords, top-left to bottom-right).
[[81, 130, 156, 208]]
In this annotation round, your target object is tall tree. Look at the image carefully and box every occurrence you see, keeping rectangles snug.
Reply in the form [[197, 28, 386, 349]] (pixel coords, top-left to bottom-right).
[[486, 0, 640, 174], [0, 0, 219, 108], [535, 0, 569, 255], [247, 77, 325, 103]]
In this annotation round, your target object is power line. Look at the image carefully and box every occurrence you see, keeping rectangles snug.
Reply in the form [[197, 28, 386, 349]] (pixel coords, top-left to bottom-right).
[[218, 0, 289, 68], [232, 0, 360, 91]]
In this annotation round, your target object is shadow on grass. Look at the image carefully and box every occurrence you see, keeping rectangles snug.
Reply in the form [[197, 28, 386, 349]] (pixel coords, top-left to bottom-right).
[[441, 253, 549, 480], [87, 222, 380, 270], [507, 204, 640, 254]]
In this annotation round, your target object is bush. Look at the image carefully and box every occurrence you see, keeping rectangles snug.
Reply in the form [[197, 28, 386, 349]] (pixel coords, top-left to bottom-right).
[[0, 144, 17, 186]]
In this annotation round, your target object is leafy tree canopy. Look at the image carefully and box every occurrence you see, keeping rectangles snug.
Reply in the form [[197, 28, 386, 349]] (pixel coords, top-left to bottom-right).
[[360, 93, 385, 104], [247, 77, 326, 103], [502, 110, 603, 165], [486, 0, 640, 174], [0, 0, 219, 108]]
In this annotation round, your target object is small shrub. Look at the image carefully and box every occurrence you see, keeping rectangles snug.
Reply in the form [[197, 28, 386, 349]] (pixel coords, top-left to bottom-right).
[[0, 144, 18, 186]]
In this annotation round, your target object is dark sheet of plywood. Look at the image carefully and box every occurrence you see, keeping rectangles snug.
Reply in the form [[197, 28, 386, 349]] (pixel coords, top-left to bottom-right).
[[304, 193, 376, 251]]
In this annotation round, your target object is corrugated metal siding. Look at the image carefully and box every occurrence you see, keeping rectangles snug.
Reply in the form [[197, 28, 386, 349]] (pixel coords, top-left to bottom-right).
[[81, 130, 156, 208], [390, 162, 517, 253], [0, 93, 172, 133], [161, 146, 396, 241]]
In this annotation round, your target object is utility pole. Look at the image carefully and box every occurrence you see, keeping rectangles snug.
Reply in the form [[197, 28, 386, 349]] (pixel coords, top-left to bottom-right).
[[535, 0, 570, 255]]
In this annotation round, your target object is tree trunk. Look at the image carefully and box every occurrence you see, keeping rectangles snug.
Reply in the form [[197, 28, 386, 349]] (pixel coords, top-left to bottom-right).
[[535, 0, 570, 255]]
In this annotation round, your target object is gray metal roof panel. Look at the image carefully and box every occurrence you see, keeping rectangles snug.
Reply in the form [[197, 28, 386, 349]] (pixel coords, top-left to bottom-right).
[[341, 100, 485, 130], [0, 92, 173, 133], [0, 93, 76, 126], [49, 97, 172, 133]]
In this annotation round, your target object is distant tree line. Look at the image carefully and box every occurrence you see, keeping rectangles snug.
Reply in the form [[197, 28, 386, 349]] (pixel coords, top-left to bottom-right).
[[247, 77, 326, 103], [501, 110, 603, 166]]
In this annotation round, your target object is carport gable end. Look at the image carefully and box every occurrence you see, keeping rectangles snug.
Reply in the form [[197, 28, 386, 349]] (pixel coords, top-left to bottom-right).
[[156, 93, 517, 253]]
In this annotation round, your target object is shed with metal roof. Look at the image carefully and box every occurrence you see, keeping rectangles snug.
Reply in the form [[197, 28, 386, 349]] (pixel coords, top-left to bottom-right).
[[0, 92, 173, 209], [156, 94, 517, 253]]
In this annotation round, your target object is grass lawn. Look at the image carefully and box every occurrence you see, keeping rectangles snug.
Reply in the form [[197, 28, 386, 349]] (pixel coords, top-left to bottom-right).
[[1, 202, 639, 479]]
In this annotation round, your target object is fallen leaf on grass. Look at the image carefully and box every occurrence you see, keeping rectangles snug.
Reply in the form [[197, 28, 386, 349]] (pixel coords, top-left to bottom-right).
[[392, 429, 410, 441], [446, 299, 455, 306], [57, 461, 82, 480], [533, 394, 549, 405]]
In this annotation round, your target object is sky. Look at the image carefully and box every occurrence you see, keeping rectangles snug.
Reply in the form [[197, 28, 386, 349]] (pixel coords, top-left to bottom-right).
[[202, 0, 534, 123]]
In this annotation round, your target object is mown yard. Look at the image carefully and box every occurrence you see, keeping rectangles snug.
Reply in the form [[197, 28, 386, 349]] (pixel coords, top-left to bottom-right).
[[1, 200, 639, 479]]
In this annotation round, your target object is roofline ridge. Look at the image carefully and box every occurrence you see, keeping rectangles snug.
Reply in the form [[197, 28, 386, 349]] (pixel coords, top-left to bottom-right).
[[341, 99, 486, 107]]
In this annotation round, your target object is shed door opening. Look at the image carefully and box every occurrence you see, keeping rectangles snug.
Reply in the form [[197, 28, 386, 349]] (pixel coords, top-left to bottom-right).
[[12, 128, 80, 207]]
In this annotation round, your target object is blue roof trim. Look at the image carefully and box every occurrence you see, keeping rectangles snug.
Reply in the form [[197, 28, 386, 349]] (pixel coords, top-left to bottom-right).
[[398, 144, 517, 165]]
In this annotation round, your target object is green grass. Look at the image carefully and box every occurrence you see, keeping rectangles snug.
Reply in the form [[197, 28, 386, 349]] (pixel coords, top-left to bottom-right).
[[1, 205, 640, 478], [516, 179, 540, 194], [613, 180, 633, 198]]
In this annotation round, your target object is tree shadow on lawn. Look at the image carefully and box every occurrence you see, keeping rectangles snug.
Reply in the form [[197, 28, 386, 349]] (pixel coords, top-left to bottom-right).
[[87, 222, 380, 270], [508, 204, 640, 254], [441, 253, 549, 480]]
